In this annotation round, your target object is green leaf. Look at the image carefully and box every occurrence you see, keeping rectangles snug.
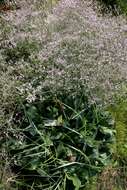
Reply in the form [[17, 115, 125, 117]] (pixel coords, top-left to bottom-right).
[[24, 124, 37, 136], [43, 134, 53, 146], [67, 174, 81, 190], [57, 115, 63, 125], [44, 115, 63, 127], [44, 119, 57, 127], [100, 127, 115, 136]]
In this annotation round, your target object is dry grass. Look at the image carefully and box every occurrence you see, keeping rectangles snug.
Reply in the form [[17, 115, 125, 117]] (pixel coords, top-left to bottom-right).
[[97, 166, 127, 190]]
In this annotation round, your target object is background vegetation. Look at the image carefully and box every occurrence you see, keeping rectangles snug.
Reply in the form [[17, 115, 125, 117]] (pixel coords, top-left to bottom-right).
[[98, 0, 127, 14]]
